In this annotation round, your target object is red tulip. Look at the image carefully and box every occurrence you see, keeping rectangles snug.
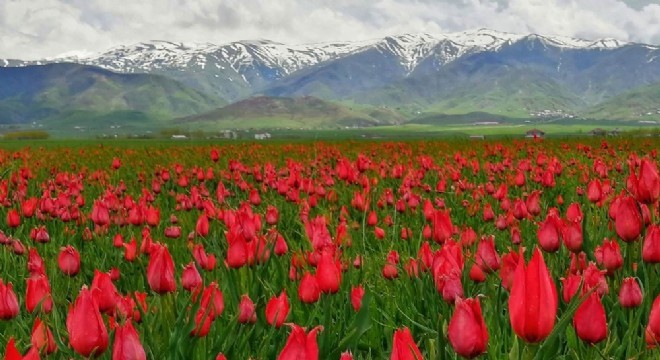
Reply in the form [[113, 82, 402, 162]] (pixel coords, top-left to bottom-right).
[[560, 274, 582, 304], [382, 263, 399, 279], [266, 205, 279, 225], [26, 275, 52, 313], [351, 285, 365, 312], [146, 244, 176, 294], [210, 148, 220, 162], [195, 213, 209, 237], [583, 263, 609, 296], [27, 248, 45, 276], [58, 246, 81, 276], [566, 203, 583, 223], [181, 262, 202, 292], [431, 209, 453, 243], [112, 321, 146, 360], [476, 235, 500, 273], [499, 249, 520, 291], [448, 297, 488, 358], [31, 317, 56, 355], [226, 230, 248, 269], [265, 291, 290, 328], [509, 248, 558, 343], [391, 327, 423, 360], [4, 338, 22, 360], [340, 351, 354, 360], [91, 270, 119, 314], [111, 157, 121, 169], [469, 264, 486, 283], [316, 248, 341, 294], [0, 279, 19, 320], [619, 277, 643, 308], [614, 196, 643, 242], [586, 179, 602, 203], [238, 294, 257, 324], [537, 214, 562, 253], [67, 286, 109, 357], [643, 225, 660, 263], [562, 220, 583, 253], [647, 295, 660, 347], [6, 209, 20, 228], [594, 239, 623, 273], [22, 198, 38, 218], [91, 201, 110, 227], [277, 324, 322, 360], [573, 291, 607, 344], [198, 282, 224, 320], [526, 191, 541, 216], [636, 158, 660, 204], [404, 258, 420, 278], [298, 272, 321, 304]]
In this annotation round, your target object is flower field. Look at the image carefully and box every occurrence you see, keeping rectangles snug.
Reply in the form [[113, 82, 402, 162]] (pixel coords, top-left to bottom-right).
[[1, 138, 659, 359]]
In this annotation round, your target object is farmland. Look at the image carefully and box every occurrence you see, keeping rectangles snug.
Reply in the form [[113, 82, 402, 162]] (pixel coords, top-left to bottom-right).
[[0, 137, 660, 359]]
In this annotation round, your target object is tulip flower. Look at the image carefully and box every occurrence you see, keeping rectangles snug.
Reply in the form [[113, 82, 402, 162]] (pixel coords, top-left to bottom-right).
[[391, 327, 423, 360], [265, 291, 290, 328], [351, 285, 365, 312], [112, 321, 146, 360], [560, 274, 582, 304], [26, 275, 52, 314], [91, 201, 110, 227], [537, 214, 562, 253], [298, 272, 321, 304], [196, 213, 209, 237], [277, 324, 322, 360], [91, 270, 119, 314], [31, 317, 57, 355], [4, 338, 22, 360], [573, 290, 607, 344], [448, 297, 488, 359], [619, 277, 643, 308], [636, 158, 660, 204], [6, 209, 20, 228], [643, 225, 660, 263], [614, 196, 643, 242], [647, 294, 660, 345], [431, 209, 453, 243], [181, 262, 202, 292], [0, 279, 19, 320], [58, 246, 81, 276], [238, 294, 257, 324], [594, 238, 623, 274], [316, 248, 341, 294], [562, 220, 583, 253], [509, 248, 558, 343], [67, 286, 109, 357], [340, 351, 354, 360], [27, 248, 45, 276], [475, 235, 500, 273], [146, 244, 176, 294]]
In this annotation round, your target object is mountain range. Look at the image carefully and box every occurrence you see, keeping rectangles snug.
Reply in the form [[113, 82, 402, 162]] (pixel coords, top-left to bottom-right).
[[2, 28, 659, 130]]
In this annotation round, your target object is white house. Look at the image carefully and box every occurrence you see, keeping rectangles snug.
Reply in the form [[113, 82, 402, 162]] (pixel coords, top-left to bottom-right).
[[254, 133, 271, 140]]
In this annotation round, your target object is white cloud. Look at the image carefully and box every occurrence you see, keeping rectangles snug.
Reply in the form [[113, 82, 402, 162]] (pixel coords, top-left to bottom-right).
[[1, 0, 658, 59]]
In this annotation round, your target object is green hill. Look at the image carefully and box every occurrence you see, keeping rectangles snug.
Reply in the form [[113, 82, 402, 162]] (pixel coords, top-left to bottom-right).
[[176, 96, 407, 129], [0, 63, 225, 127], [582, 83, 660, 121]]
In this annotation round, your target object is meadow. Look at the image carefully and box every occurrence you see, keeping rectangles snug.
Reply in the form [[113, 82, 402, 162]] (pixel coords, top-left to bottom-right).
[[0, 137, 659, 359]]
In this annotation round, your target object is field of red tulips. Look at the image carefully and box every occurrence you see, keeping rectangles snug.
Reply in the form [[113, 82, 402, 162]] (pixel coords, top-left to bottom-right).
[[0, 138, 659, 359]]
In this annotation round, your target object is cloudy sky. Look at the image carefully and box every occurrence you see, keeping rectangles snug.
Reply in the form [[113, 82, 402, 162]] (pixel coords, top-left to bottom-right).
[[1, 0, 659, 59]]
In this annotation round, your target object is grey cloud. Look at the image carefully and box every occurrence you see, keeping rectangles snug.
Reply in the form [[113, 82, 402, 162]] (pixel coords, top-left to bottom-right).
[[1, 0, 659, 59]]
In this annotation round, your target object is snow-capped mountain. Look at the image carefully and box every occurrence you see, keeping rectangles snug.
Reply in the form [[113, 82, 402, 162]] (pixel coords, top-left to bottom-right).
[[2, 29, 658, 105]]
